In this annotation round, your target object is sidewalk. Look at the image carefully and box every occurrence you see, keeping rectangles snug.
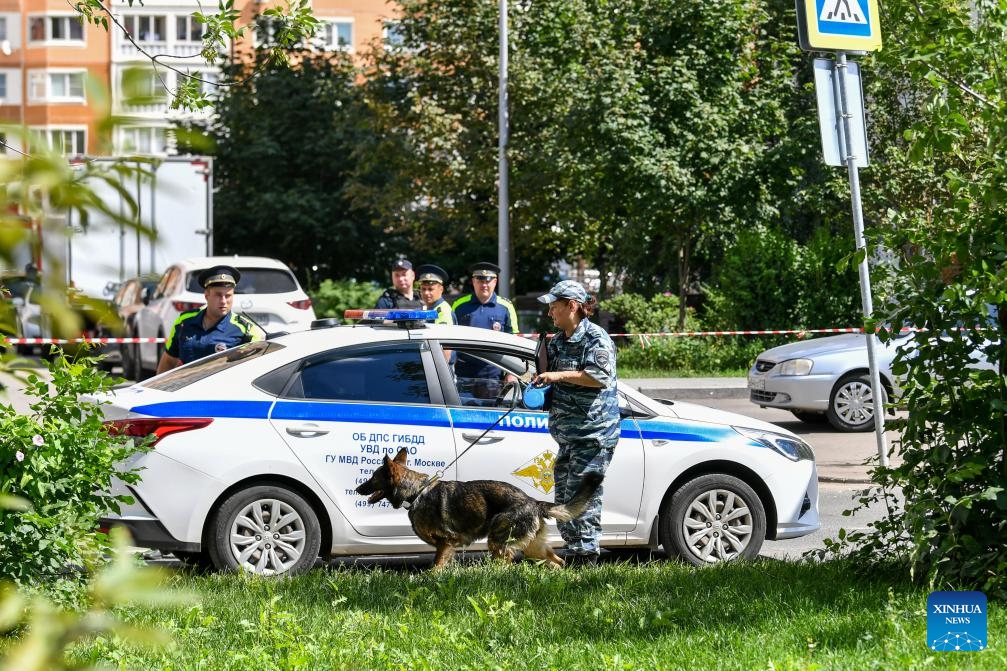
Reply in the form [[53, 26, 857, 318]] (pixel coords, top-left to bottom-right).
[[621, 377, 748, 400]]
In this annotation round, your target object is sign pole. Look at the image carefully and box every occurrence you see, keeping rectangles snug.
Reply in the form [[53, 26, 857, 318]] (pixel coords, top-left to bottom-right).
[[834, 51, 888, 467]]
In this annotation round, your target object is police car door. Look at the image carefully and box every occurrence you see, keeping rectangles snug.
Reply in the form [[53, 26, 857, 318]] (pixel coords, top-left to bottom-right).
[[268, 341, 457, 538], [431, 341, 645, 537]]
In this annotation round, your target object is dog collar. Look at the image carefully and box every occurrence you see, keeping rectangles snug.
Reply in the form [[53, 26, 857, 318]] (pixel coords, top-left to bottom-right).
[[401, 475, 440, 510]]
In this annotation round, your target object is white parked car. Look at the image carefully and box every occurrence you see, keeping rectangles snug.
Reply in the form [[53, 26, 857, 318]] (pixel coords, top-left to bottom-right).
[[97, 313, 820, 576], [129, 256, 316, 379]]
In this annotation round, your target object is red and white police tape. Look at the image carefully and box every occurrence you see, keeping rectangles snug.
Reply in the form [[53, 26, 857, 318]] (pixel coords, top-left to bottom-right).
[[1, 337, 165, 345], [2, 326, 914, 346]]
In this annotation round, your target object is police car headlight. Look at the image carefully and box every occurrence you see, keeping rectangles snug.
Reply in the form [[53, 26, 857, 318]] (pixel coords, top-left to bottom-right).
[[735, 427, 815, 462], [778, 358, 813, 376]]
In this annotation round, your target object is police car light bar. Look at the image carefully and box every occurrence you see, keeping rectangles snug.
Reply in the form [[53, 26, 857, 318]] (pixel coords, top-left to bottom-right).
[[343, 309, 438, 321]]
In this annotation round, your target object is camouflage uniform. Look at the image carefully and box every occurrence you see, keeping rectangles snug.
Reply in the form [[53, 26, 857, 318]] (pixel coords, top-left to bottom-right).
[[547, 317, 620, 556]]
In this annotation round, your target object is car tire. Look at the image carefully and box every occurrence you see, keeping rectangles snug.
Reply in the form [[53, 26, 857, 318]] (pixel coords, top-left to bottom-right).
[[208, 485, 321, 576], [826, 372, 882, 432], [659, 474, 766, 566], [791, 410, 828, 424]]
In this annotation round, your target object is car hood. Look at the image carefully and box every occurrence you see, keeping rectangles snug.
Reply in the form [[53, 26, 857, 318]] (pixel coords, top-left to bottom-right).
[[653, 398, 798, 436], [756, 333, 882, 362]]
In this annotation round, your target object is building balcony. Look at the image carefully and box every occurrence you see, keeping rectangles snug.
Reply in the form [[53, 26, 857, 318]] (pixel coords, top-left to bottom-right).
[[115, 41, 206, 61]]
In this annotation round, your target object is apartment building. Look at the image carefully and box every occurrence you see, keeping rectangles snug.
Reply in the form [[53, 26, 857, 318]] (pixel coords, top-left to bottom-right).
[[0, 0, 396, 157]]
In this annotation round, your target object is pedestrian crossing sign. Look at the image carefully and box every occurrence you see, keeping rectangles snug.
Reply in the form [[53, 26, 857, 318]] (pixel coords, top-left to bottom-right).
[[796, 0, 882, 52]]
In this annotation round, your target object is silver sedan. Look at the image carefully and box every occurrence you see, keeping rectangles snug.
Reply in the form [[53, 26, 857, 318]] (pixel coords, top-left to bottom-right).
[[747, 333, 910, 432]]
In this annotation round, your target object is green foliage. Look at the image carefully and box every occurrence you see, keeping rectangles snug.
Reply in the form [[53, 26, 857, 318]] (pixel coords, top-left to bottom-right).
[[363, 1, 824, 300], [210, 40, 388, 286], [0, 528, 185, 671], [816, 0, 1007, 599], [602, 292, 760, 372], [0, 351, 148, 589], [309, 279, 382, 322], [704, 225, 802, 331], [702, 225, 861, 333]]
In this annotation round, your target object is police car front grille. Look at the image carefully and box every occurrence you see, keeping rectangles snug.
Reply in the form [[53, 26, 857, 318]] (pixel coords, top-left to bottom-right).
[[750, 389, 777, 404], [753, 360, 775, 373]]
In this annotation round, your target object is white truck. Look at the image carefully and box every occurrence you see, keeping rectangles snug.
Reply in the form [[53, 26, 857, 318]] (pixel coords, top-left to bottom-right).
[[1, 156, 213, 358], [49, 156, 213, 298]]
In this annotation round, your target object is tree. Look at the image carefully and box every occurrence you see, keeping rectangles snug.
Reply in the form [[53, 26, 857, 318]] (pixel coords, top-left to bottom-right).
[[360, 0, 856, 328], [835, 0, 1007, 598], [210, 37, 388, 286]]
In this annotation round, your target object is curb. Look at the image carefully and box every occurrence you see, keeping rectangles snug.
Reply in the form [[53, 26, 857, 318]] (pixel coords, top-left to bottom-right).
[[817, 475, 874, 485], [635, 387, 749, 400]]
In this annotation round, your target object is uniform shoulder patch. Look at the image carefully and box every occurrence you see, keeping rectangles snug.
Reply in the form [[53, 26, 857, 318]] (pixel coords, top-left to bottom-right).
[[595, 350, 611, 370]]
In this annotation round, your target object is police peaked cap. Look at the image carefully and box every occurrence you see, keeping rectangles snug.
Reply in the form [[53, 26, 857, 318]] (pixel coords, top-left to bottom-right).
[[198, 265, 241, 288], [469, 261, 501, 277], [416, 264, 449, 285]]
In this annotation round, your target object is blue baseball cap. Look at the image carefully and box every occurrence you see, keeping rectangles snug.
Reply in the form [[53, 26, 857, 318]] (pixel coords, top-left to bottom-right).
[[537, 280, 589, 304]]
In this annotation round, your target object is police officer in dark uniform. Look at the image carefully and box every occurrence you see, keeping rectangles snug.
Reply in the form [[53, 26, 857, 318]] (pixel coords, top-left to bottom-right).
[[156, 265, 264, 374], [375, 258, 422, 309], [452, 262, 520, 402], [451, 261, 519, 333]]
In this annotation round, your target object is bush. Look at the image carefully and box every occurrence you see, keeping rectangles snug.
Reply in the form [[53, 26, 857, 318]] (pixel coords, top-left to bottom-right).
[[602, 293, 760, 373], [309, 278, 382, 322], [0, 349, 147, 590], [704, 225, 802, 331]]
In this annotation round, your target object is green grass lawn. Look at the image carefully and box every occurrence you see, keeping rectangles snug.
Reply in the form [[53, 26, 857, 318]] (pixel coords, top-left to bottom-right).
[[68, 555, 1004, 670]]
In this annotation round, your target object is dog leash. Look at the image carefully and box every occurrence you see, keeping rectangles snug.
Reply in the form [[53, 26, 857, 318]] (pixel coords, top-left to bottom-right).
[[402, 382, 522, 509]]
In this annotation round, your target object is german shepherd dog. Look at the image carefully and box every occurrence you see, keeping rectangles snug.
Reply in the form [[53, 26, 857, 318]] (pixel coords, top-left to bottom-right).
[[355, 448, 603, 569]]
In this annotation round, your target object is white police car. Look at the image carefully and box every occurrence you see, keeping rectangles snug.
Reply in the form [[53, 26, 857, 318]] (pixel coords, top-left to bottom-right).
[[98, 310, 820, 575]]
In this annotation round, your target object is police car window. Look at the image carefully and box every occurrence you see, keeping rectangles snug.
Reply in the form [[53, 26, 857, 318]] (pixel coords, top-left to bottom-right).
[[143, 341, 286, 391], [185, 268, 299, 294], [446, 346, 533, 408], [283, 345, 429, 404]]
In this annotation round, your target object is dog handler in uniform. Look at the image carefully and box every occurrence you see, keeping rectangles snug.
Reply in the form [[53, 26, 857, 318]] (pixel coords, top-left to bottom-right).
[[156, 265, 264, 374], [533, 280, 619, 565]]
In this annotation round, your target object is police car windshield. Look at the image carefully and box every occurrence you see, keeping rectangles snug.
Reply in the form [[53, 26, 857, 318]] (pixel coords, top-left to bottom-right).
[[185, 268, 300, 294], [143, 341, 285, 392]]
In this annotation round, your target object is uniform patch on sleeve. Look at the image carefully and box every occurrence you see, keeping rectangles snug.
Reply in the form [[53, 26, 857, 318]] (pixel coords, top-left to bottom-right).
[[595, 350, 611, 371]]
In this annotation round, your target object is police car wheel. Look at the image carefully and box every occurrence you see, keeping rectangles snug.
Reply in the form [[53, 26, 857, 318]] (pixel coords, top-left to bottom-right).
[[208, 485, 321, 576], [659, 474, 766, 567]]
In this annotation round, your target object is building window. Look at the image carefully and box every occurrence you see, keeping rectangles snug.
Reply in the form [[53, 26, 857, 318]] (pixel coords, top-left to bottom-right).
[[123, 15, 167, 43], [0, 73, 6, 100], [319, 20, 353, 50], [176, 16, 204, 43], [118, 126, 167, 155], [28, 70, 87, 103], [383, 21, 405, 48], [45, 129, 87, 155], [28, 15, 85, 43], [0, 16, 7, 42], [120, 67, 166, 102]]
